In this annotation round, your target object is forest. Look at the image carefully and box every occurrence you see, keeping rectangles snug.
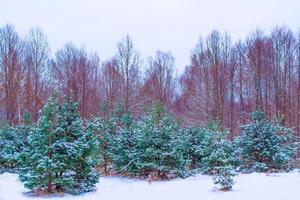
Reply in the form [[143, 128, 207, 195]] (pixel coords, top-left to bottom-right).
[[0, 23, 300, 194], [0, 24, 300, 137]]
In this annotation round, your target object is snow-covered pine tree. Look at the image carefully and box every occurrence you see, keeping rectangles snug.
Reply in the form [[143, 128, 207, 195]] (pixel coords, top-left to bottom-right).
[[55, 97, 100, 194], [19, 96, 99, 194], [92, 113, 118, 174], [0, 125, 28, 173], [135, 102, 187, 178], [0, 111, 33, 174], [182, 126, 215, 171], [212, 164, 235, 191], [19, 96, 61, 192], [109, 112, 139, 174], [210, 134, 236, 190], [194, 122, 236, 190], [188, 122, 236, 190], [236, 109, 297, 172]]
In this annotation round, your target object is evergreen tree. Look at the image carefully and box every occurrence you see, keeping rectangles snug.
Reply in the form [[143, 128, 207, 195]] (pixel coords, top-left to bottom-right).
[[93, 114, 118, 174], [0, 111, 34, 174], [201, 122, 236, 174], [236, 109, 297, 172], [19, 96, 100, 194], [109, 113, 139, 174], [55, 97, 100, 194], [135, 103, 187, 178], [0, 125, 28, 173], [209, 131, 236, 190], [185, 122, 237, 190], [19, 97, 60, 192], [212, 164, 235, 191], [182, 126, 214, 171]]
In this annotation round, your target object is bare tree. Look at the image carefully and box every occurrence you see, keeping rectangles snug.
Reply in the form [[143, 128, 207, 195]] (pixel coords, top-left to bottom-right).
[[23, 27, 50, 122], [100, 58, 122, 113], [0, 24, 23, 125], [270, 26, 296, 125], [51, 43, 101, 118], [142, 51, 175, 108], [115, 35, 143, 114]]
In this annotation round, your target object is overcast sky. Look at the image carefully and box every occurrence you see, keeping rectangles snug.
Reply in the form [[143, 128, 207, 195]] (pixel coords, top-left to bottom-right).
[[1, 0, 300, 73]]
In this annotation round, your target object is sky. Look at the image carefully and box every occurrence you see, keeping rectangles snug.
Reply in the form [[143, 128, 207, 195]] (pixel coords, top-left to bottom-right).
[[1, 0, 300, 73]]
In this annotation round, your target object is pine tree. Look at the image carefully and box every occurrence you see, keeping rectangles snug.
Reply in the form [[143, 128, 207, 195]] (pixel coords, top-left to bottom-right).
[[0, 111, 34, 174], [236, 109, 297, 172], [19, 96, 100, 194], [135, 103, 187, 178], [55, 97, 100, 194], [182, 126, 214, 171], [109, 112, 139, 174], [212, 164, 235, 191], [0, 125, 28, 173], [191, 122, 236, 190], [93, 114, 118, 174], [210, 133, 236, 191], [19, 96, 60, 192]]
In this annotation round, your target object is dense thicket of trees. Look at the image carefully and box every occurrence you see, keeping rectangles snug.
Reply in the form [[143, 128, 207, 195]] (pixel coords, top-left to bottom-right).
[[178, 28, 300, 139], [0, 24, 300, 139], [0, 99, 298, 192]]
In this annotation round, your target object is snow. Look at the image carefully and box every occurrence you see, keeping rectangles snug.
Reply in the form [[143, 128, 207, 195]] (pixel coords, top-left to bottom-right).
[[1, 171, 300, 200]]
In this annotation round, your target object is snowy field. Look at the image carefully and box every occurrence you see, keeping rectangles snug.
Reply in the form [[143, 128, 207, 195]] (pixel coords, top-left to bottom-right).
[[1, 171, 300, 200]]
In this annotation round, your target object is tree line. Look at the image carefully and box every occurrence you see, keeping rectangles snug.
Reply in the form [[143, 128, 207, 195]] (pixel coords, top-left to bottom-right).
[[0, 24, 300, 139], [0, 97, 297, 193]]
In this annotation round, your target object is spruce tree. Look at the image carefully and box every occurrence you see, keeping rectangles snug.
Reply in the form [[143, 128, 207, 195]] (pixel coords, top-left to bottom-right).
[[19, 96, 60, 192], [0, 111, 34, 174], [93, 114, 117, 174], [236, 109, 297, 172], [182, 126, 214, 171], [135, 103, 187, 178], [109, 113, 139, 174], [0, 125, 28, 173], [19, 96, 100, 194], [209, 132, 236, 191], [201, 122, 235, 173], [55, 97, 100, 194]]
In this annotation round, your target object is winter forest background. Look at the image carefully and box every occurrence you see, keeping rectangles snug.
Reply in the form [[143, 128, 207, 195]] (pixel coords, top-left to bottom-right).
[[1, 0, 300, 198], [0, 22, 300, 196], [0, 24, 300, 137]]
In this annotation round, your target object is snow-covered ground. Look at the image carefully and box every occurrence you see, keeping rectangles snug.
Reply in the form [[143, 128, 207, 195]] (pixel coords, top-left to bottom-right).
[[1, 171, 299, 200]]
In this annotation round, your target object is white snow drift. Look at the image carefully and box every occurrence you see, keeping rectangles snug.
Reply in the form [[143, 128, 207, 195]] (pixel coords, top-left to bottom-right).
[[0, 171, 299, 200]]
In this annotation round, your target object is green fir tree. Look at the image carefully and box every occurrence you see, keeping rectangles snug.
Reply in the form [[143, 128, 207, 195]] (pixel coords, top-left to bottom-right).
[[19, 96, 100, 194], [236, 109, 297, 172], [135, 103, 187, 178]]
